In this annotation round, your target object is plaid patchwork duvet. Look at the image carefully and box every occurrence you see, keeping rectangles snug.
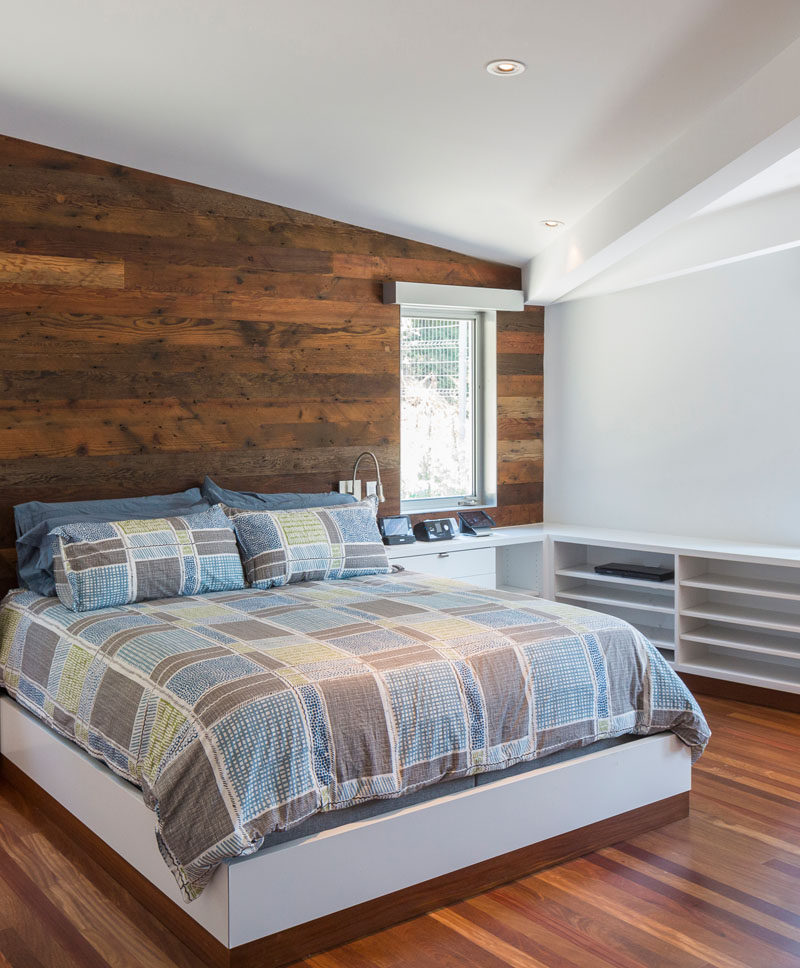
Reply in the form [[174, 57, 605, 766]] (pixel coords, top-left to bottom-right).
[[0, 573, 709, 901]]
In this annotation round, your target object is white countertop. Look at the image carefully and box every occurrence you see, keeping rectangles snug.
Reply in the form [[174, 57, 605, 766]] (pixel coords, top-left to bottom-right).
[[385, 524, 546, 559], [386, 520, 800, 566]]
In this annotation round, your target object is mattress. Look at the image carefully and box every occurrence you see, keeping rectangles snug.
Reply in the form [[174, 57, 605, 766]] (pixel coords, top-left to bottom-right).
[[0, 573, 710, 901]]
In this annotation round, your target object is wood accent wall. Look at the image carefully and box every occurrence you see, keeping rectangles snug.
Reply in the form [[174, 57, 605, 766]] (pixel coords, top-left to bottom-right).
[[0, 134, 543, 595]]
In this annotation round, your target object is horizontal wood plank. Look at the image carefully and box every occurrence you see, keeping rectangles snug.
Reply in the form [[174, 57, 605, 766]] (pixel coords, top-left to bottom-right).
[[0, 252, 124, 288]]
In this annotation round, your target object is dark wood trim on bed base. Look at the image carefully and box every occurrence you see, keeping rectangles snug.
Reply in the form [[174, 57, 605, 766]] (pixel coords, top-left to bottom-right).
[[678, 672, 800, 713], [0, 755, 689, 968]]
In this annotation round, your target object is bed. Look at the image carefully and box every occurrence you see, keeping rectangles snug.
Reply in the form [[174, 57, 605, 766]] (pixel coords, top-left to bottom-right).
[[0, 566, 709, 967]]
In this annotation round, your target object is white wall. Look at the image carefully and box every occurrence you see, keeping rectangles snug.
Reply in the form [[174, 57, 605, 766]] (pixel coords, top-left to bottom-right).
[[545, 246, 800, 544]]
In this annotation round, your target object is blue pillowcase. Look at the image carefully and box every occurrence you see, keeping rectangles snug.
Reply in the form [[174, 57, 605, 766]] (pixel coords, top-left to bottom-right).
[[51, 505, 245, 612], [15, 488, 210, 597], [202, 476, 356, 512]]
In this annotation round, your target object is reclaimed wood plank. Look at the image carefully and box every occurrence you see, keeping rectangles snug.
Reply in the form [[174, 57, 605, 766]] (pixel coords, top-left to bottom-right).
[[0, 252, 124, 288]]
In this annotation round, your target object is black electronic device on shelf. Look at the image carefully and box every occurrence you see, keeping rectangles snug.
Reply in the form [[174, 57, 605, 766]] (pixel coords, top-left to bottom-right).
[[458, 509, 496, 536], [378, 515, 416, 545], [413, 518, 455, 542], [594, 562, 674, 582]]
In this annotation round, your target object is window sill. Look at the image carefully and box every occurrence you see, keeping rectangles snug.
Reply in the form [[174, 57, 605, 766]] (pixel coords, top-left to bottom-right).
[[400, 502, 497, 516]]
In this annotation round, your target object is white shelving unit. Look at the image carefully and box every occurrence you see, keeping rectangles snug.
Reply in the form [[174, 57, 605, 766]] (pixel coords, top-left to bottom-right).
[[547, 526, 800, 694]]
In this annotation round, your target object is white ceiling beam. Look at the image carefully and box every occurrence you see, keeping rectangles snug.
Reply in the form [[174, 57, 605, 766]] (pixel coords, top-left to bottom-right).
[[524, 35, 800, 305], [565, 187, 800, 299], [382, 282, 524, 312]]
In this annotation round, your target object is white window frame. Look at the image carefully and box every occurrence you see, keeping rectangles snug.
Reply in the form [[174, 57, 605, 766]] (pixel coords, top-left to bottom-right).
[[399, 305, 497, 515]]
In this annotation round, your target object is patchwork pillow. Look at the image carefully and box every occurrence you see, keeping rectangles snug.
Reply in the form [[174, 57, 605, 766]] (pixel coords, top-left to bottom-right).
[[229, 498, 390, 588], [14, 488, 210, 597], [50, 506, 246, 612]]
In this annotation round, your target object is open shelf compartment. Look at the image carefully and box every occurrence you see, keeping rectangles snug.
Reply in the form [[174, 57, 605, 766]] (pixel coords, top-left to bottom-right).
[[679, 556, 800, 601], [678, 640, 800, 693], [682, 623, 800, 661], [557, 583, 673, 614], [677, 553, 800, 687], [553, 540, 677, 666]]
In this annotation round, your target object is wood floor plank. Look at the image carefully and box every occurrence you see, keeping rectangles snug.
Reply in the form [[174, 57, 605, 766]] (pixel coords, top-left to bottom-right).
[[532, 859, 758, 968], [0, 695, 797, 968], [608, 843, 800, 936], [0, 842, 110, 968], [509, 875, 713, 968], [0, 783, 204, 968], [429, 908, 554, 968], [632, 821, 800, 909], [766, 858, 800, 879], [450, 892, 629, 968], [586, 851, 800, 963]]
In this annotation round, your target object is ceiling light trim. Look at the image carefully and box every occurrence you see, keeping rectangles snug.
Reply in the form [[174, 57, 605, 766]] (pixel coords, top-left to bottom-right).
[[486, 59, 526, 77]]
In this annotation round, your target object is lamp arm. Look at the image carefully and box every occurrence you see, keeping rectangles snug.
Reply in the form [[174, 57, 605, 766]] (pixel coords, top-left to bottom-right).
[[352, 451, 384, 503]]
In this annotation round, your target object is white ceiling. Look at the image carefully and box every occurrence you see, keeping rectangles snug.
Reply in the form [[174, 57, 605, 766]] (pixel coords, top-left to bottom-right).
[[2, 0, 800, 297]]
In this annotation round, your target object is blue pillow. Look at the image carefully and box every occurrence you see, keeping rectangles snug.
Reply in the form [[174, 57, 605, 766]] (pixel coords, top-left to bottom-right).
[[15, 488, 210, 597], [202, 476, 356, 512]]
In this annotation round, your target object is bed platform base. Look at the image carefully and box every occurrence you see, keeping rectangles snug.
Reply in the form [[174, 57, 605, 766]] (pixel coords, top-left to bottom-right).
[[0, 696, 691, 968]]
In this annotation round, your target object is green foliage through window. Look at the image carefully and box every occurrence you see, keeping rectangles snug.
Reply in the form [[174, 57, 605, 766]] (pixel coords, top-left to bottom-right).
[[401, 315, 475, 502]]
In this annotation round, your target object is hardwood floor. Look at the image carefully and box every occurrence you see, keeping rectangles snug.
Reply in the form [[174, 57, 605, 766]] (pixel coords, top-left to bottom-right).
[[0, 696, 797, 967]]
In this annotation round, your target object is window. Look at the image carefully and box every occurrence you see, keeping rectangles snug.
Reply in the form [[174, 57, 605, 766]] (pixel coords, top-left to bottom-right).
[[400, 308, 496, 513]]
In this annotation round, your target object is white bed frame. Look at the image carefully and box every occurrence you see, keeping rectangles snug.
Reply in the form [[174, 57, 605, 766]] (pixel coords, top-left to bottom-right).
[[0, 694, 691, 967]]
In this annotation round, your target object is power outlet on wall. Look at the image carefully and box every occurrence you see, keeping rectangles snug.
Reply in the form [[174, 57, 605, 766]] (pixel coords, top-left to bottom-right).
[[338, 480, 363, 500]]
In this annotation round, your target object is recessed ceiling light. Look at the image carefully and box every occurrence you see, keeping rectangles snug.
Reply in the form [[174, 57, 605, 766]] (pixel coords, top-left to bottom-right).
[[486, 59, 526, 76], [541, 219, 564, 228]]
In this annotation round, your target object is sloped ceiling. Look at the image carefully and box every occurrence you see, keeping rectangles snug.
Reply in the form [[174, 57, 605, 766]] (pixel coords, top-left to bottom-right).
[[2, 0, 800, 302]]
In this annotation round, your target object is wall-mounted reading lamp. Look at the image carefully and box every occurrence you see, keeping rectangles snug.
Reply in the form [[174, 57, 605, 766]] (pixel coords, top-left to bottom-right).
[[352, 451, 384, 503]]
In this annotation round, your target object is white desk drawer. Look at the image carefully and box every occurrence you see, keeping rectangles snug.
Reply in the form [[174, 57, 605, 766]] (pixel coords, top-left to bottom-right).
[[400, 547, 495, 580]]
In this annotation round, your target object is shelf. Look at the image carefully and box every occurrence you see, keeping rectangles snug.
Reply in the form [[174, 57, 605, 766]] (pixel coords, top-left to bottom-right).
[[681, 601, 800, 635], [556, 584, 673, 615], [678, 653, 800, 693], [624, 621, 675, 665], [556, 565, 674, 591], [634, 623, 675, 650], [495, 584, 540, 597], [682, 624, 800, 661], [681, 571, 800, 601]]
